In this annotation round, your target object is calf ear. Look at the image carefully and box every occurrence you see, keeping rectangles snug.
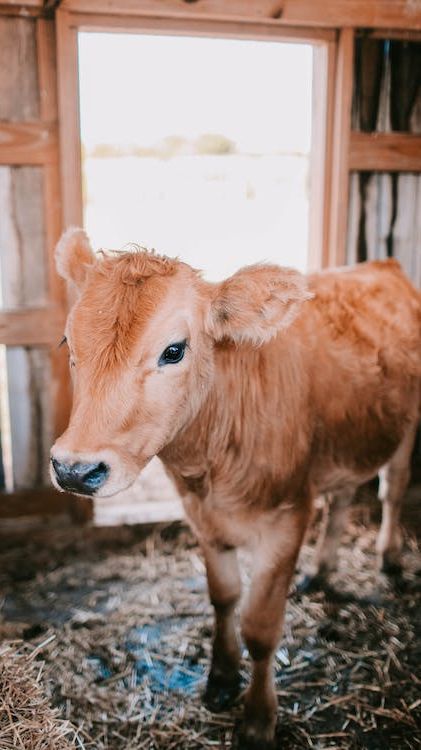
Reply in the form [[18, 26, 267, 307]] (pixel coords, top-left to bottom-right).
[[55, 227, 95, 290], [206, 264, 312, 346]]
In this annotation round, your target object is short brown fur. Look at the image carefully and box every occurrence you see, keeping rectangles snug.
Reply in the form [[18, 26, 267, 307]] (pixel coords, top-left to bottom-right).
[[51, 230, 421, 749]]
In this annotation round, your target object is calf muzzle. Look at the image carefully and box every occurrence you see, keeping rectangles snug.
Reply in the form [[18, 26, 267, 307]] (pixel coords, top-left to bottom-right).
[[51, 458, 109, 495]]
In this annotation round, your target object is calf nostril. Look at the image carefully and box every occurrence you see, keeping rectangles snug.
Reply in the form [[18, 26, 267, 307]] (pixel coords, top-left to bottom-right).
[[51, 457, 68, 479], [82, 462, 109, 489]]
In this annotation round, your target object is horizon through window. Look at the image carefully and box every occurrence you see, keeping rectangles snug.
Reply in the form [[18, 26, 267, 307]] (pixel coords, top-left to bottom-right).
[[78, 32, 313, 280]]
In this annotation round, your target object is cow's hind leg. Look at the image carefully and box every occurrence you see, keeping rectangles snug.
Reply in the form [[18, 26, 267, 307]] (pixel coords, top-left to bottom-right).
[[238, 506, 309, 749], [298, 488, 355, 593], [376, 419, 417, 575], [202, 544, 242, 712]]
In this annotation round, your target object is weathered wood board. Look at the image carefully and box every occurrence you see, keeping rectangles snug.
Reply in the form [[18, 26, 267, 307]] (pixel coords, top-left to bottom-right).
[[0, 167, 47, 308], [348, 37, 421, 284], [0, 166, 52, 488], [0, 14, 53, 491], [0, 17, 39, 121]]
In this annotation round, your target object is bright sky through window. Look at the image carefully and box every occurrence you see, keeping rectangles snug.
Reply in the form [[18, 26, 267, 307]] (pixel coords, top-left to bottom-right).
[[78, 32, 313, 278]]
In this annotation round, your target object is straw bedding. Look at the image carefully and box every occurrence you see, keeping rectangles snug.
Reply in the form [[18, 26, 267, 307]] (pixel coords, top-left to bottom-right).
[[0, 641, 80, 749], [0, 492, 420, 749]]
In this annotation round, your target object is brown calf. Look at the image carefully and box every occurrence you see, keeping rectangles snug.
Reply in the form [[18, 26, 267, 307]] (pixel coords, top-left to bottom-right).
[[51, 229, 421, 749]]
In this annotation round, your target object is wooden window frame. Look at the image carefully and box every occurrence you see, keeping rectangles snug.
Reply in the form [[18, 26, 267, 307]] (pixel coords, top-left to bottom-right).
[[55, 2, 420, 275], [56, 8, 342, 271], [53, 9, 343, 528]]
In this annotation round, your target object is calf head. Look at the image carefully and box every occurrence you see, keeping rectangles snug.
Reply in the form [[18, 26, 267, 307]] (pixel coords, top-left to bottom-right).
[[50, 228, 311, 497]]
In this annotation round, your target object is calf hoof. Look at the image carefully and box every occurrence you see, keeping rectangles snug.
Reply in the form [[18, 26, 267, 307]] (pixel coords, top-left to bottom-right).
[[237, 693, 277, 750], [233, 722, 276, 750], [380, 553, 403, 577], [296, 572, 326, 594], [203, 670, 242, 713]]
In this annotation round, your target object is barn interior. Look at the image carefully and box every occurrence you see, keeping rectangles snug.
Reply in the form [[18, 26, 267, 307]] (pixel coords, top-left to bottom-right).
[[0, 2, 420, 749]]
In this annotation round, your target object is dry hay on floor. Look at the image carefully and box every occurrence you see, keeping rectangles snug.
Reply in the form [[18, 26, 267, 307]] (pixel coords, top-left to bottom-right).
[[0, 640, 81, 749], [0, 501, 420, 750]]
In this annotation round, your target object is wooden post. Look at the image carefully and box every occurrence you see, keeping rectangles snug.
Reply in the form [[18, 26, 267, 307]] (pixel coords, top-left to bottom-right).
[[308, 37, 337, 269], [56, 8, 84, 228], [37, 18, 72, 440], [327, 27, 354, 266]]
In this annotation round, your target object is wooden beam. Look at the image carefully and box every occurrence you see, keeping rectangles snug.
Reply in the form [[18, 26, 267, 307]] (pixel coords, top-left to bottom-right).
[[37, 17, 72, 440], [0, 307, 65, 346], [0, 0, 42, 6], [349, 132, 421, 173], [71, 11, 335, 41], [0, 5, 45, 17], [60, 0, 421, 30], [56, 8, 83, 227], [0, 121, 57, 165], [362, 28, 421, 42], [58, 0, 302, 20], [0, 0, 44, 14], [278, 0, 421, 30], [0, 486, 93, 523], [308, 39, 336, 270], [327, 28, 354, 267]]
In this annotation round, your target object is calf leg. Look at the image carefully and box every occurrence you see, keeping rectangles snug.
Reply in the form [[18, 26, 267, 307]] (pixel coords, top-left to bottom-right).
[[239, 508, 309, 748], [298, 489, 355, 592], [202, 544, 242, 711], [376, 420, 417, 575]]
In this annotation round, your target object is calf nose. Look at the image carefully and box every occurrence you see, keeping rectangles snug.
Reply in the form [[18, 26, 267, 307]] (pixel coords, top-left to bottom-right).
[[51, 458, 109, 495]]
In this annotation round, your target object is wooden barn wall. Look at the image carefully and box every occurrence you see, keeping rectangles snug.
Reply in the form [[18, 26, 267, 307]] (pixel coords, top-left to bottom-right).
[[347, 38, 421, 286], [0, 16, 57, 490], [0, 165, 52, 488], [0, 4, 419, 512], [347, 35, 421, 472]]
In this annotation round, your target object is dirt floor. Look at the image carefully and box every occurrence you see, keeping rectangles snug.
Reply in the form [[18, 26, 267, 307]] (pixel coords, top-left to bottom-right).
[[0, 489, 420, 750]]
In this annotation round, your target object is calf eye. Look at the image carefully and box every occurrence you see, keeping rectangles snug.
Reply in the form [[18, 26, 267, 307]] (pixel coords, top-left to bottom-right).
[[158, 340, 187, 366]]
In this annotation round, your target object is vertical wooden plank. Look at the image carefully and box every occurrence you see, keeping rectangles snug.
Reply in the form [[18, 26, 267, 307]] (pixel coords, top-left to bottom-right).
[[0, 166, 52, 489], [413, 177, 421, 287], [388, 41, 421, 281], [364, 172, 392, 260], [37, 18, 72, 439], [308, 38, 336, 269], [37, 17, 58, 122], [5, 347, 52, 487], [0, 17, 49, 492], [393, 174, 421, 286], [0, 17, 39, 121], [38, 17, 92, 517], [327, 28, 354, 266], [346, 172, 360, 264], [0, 345, 12, 491], [56, 8, 83, 228], [2, 168, 47, 307], [353, 37, 385, 132]]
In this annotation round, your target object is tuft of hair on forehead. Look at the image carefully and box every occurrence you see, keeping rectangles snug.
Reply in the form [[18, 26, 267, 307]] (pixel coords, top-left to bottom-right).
[[72, 247, 188, 377], [96, 246, 179, 285]]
